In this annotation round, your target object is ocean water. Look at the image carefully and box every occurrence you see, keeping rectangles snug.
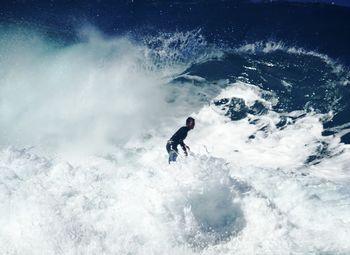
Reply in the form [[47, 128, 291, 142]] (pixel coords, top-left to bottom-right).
[[1, 1, 350, 254]]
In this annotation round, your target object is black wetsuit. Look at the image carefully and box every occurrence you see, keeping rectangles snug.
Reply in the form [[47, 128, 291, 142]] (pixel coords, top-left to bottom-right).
[[166, 126, 189, 162]]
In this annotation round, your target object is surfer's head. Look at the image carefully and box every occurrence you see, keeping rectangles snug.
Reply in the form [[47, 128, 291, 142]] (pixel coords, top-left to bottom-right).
[[186, 117, 195, 130]]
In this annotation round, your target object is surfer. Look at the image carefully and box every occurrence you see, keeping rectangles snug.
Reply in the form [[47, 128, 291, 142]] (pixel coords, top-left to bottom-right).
[[166, 117, 195, 163]]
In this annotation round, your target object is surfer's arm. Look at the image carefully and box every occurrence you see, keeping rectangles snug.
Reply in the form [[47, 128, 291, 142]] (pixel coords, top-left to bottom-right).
[[180, 141, 189, 156]]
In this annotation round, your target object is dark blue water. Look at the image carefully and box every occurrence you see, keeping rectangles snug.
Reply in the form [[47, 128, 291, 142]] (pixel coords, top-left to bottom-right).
[[1, 0, 350, 144], [1, 1, 349, 58]]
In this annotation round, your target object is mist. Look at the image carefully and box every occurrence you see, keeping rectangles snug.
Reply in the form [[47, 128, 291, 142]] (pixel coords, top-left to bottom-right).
[[0, 26, 175, 158]]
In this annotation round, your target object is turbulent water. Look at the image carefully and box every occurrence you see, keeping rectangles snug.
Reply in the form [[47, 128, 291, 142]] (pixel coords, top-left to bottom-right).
[[1, 1, 350, 254]]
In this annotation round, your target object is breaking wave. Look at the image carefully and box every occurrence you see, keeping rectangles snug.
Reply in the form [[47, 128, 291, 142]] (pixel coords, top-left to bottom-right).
[[1, 25, 350, 254]]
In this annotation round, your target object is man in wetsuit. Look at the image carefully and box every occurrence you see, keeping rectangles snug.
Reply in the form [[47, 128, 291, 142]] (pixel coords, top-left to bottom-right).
[[166, 117, 195, 163]]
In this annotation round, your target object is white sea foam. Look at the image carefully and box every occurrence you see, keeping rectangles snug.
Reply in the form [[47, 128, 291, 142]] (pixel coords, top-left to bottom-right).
[[214, 81, 276, 108], [177, 73, 207, 82], [1, 27, 350, 255], [235, 41, 350, 79]]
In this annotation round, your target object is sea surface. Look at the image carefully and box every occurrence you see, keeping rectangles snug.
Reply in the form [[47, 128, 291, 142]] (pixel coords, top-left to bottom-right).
[[1, 1, 350, 254]]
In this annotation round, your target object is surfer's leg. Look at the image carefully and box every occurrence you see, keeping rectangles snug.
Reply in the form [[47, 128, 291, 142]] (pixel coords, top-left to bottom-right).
[[166, 142, 178, 163], [169, 150, 177, 163]]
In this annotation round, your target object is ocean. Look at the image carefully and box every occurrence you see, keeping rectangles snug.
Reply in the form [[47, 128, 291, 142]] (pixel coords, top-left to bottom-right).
[[1, 1, 350, 254]]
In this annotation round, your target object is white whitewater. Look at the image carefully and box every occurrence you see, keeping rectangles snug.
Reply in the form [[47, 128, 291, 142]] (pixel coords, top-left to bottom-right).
[[1, 27, 350, 255]]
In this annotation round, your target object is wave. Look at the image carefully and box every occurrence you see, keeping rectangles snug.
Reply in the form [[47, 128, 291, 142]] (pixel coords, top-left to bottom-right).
[[1, 26, 350, 254]]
